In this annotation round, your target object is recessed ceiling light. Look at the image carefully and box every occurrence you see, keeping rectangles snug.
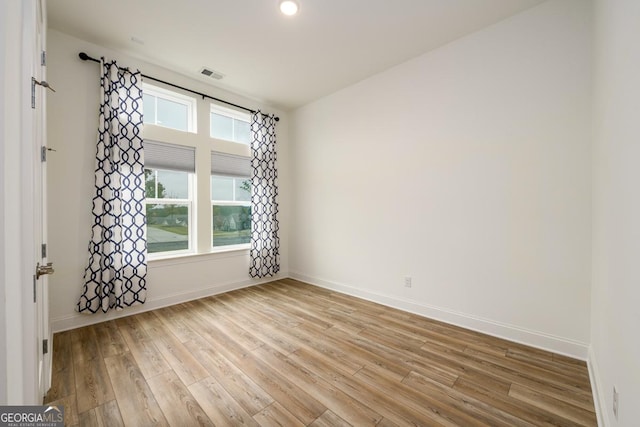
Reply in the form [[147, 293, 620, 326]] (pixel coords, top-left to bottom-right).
[[279, 0, 299, 16]]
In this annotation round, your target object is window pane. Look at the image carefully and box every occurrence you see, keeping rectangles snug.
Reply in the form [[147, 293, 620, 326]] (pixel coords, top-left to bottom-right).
[[235, 178, 251, 202], [211, 175, 234, 200], [233, 119, 250, 144], [157, 97, 188, 131], [157, 169, 188, 199], [147, 204, 189, 253], [211, 113, 233, 141], [143, 94, 156, 125], [144, 169, 156, 198], [212, 205, 251, 247]]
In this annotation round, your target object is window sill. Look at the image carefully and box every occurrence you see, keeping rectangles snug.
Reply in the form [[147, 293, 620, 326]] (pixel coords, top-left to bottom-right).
[[148, 245, 249, 266]]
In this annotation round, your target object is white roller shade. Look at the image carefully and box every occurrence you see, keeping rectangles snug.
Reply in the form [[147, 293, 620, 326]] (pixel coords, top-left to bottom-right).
[[145, 140, 195, 173]]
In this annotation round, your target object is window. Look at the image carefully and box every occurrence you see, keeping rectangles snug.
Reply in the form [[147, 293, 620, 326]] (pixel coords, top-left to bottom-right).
[[143, 83, 197, 132], [145, 141, 196, 256], [211, 151, 251, 248], [141, 84, 259, 257], [210, 104, 251, 144]]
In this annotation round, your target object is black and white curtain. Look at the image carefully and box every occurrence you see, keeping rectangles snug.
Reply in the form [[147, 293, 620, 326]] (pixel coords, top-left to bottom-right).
[[78, 59, 147, 313], [249, 112, 280, 278]]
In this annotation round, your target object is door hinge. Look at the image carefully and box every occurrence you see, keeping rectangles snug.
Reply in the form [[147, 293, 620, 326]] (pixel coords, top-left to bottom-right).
[[31, 78, 36, 109], [43, 339, 49, 355], [41, 50, 46, 66], [33, 275, 37, 303], [41, 243, 47, 258], [41, 146, 47, 162]]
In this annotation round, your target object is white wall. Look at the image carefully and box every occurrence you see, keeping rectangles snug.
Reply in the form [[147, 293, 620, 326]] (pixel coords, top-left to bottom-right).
[[47, 29, 290, 331], [290, 0, 592, 358], [0, 0, 9, 403], [591, 0, 640, 425]]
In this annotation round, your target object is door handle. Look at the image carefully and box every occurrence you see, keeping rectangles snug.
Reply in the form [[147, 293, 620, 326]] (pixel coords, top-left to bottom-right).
[[36, 262, 54, 280]]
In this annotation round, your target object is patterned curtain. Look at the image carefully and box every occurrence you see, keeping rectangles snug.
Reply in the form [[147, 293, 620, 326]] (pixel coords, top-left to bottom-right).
[[249, 112, 280, 278], [78, 59, 147, 313]]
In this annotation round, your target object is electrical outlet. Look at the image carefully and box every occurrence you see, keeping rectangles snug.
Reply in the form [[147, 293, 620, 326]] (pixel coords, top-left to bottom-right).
[[613, 386, 619, 420], [404, 276, 412, 288]]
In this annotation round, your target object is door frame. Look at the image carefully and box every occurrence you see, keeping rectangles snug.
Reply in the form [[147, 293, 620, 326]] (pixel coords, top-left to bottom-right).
[[0, 0, 45, 404], [34, 0, 52, 399]]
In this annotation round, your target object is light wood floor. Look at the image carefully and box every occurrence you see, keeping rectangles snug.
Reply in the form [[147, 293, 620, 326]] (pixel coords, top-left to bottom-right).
[[45, 278, 597, 426]]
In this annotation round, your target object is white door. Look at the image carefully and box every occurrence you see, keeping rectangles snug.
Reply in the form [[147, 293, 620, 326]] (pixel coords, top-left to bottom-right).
[[32, 0, 52, 400]]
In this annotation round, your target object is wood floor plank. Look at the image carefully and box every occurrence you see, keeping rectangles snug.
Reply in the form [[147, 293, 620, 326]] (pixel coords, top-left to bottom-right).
[[76, 401, 124, 427], [261, 283, 364, 334], [509, 383, 596, 426], [77, 409, 100, 427], [282, 323, 368, 375], [308, 409, 352, 427], [222, 347, 327, 425], [45, 393, 78, 427], [419, 339, 593, 401], [453, 377, 586, 427], [324, 325, 418, 382], [48, 279, 597, 427], [189, 376, 260, 427], [214, 293, 301, 355], [250, 285, 334, 330], [153, 304, 202, 343], [402, 370, 536, 427], [147, 370, 213, 426], [375, 417, 401, 427], [184, 337, 273, 416], [252, 402, 305, 427], [192, 298, 265, 351], [94, 400, 125, 427], [103, 352, 169, 427], [45, 331, 75, 402], [93, 320, 128, 358], [355, 366, 492, 427], [115, 316, 172, 380], [226, 288, 302, 329], [465, 347, 592, 391], [253, 344, 382, 426], [140, 312, 209, 386], [343, 326, 491, 389], [455, 369, 512, 396], [70, 326, 101, 361], [288, 348, 451, 426], [70, 327, 115, 413], [506, 348, 591, 384]]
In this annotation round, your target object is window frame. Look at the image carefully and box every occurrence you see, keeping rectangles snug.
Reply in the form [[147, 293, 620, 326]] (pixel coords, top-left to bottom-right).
[[211, 173, 252, 250], [143, 83, 197, 133], [145, 168, 196, 258]]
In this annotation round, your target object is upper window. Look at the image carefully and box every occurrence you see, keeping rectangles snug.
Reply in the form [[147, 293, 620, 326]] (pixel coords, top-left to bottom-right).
[[145, 141, 196, 256], [210, 104, 251, 144], [143, 83, 197, 133]]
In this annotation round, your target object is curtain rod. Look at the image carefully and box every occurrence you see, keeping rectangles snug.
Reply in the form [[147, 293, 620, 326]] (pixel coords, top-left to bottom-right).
[[78, 52, 279, 122]]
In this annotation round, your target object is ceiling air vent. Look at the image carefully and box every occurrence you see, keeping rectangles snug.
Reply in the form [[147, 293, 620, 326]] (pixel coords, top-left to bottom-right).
[[200, 67, 225, 80]]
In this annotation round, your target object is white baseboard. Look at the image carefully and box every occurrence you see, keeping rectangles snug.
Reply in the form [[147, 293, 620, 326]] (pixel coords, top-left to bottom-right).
[[290, 271, 589, 360], [54, 271, 590, 360], [51, 274, 287, 332], [588, 346, 609, 427]]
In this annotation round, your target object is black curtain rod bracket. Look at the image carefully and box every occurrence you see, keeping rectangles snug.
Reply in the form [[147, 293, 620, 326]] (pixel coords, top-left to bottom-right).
[[78, 52, 279, 122]]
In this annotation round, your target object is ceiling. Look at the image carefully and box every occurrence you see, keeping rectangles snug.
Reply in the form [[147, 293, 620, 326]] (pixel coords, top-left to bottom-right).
[[48, 0, 545, 111]]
